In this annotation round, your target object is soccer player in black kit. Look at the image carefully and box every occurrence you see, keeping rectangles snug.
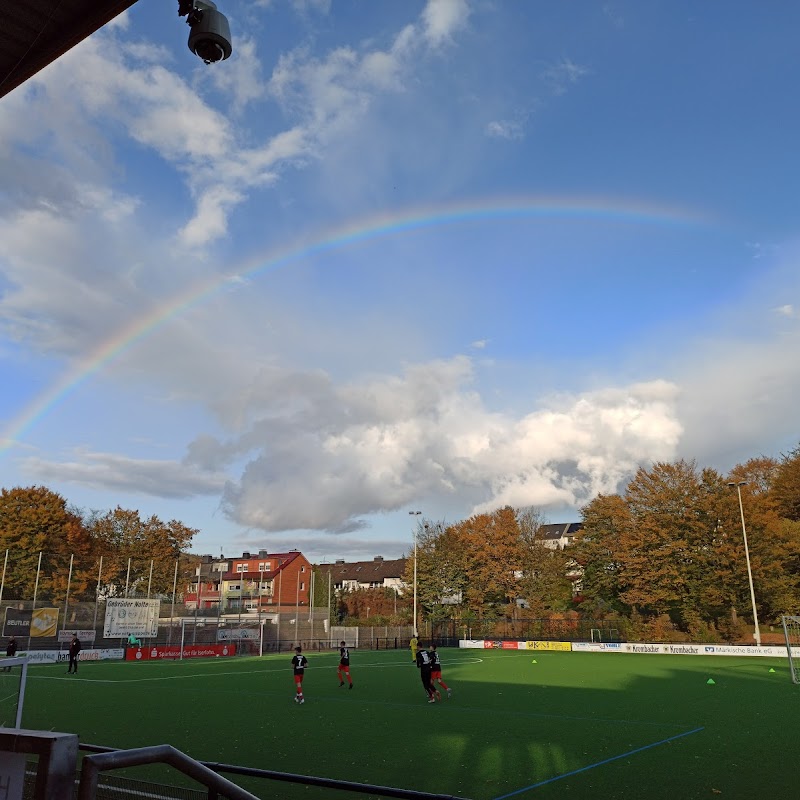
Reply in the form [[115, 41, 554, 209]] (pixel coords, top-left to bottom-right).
[[416, 645, 437, 703], [292, 646, 307, 704], [338, 640, 353, 688]]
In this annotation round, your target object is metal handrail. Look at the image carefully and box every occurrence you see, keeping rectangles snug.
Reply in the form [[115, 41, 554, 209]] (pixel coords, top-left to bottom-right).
[[78, 745, 259, 800], [79, 744, 470, 800]]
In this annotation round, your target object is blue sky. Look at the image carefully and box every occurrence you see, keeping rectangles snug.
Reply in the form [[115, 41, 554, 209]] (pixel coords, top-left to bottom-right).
[[1, 1, 799, 563]]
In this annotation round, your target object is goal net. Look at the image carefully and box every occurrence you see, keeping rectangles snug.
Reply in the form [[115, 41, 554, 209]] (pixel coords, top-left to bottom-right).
[[781, 615, 800, 685]]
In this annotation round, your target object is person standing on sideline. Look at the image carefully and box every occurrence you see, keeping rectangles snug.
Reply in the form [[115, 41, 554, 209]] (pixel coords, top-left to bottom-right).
[[410, 633, 419, 663], [292, 646, 308, 704], [430, 644, 451, 698], [2, 636, 17, 671], [67, 633, 81, 674], [338, 641, 353, 689], [416, 645, 436, 703]]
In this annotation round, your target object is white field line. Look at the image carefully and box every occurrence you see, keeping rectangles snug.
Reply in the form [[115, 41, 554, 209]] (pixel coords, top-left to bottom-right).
[[29, 656, 484, 684]]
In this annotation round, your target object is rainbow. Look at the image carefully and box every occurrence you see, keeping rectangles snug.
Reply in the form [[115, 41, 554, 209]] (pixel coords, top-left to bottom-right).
[[0, 195, 708, 455]]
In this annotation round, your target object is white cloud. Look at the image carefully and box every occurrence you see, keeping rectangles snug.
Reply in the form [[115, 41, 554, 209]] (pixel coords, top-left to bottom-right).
[[185, 357, 685, 532], [542, 58, 589, 96], [22, 450, 228, 498], [486, 119, 525, 141], [673, 326, 800, 467], [422, 0, 471, 47], [775, 304, 794, 317], [204, 37, 265, 113], [178, 185, 245, 247], [290, 0, 331, 13]]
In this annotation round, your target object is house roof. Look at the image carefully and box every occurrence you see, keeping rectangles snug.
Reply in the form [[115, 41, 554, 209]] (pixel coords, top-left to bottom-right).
[[321, 557, 407, 583], [539, 523, 583, 540], [0, 0, 139, 100], [196, 551, 307, 580]]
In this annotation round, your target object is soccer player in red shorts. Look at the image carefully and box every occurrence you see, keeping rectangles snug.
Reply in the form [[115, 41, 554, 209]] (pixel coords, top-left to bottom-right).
[[430, 644, 451, 698], [338, 640, 353, 688], [292, 646, 308, 704]]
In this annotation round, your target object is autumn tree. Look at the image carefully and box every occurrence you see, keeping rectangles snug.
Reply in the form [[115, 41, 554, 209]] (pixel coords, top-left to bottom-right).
[[411, 521, 470, 626], [446, 507, 524, 617], [0, 486, 95, 602], [84, 507, 198, 597], [725, 458, 800, 622], [333, 586, 400, 622], [772, 443, 800, 522], [574, 493, 632, 615], [617, 460, 716, 627], [516, 508, 573, 615]]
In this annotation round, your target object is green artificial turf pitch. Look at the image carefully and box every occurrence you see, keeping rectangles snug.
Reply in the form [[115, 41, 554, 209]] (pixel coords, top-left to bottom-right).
[[18, 649, 800, 800]]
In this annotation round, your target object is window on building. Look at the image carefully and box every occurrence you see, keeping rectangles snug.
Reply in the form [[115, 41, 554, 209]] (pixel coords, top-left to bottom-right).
[[259, 562, 270, 571], [236, 564, 247, 573], [300, 565, 305, 572], [300, 582, 305, 590]]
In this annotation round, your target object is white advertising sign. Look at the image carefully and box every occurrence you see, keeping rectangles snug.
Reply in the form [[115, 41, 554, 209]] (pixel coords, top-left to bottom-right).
[[57, 629, 97, 643], [20, 648, 124, 663], [103, 599, 160, 638], [571, 641, 798, 657]]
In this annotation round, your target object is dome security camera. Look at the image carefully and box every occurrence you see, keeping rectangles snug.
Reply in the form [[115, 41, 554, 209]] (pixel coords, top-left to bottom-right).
[[186, 1, 232, 64]]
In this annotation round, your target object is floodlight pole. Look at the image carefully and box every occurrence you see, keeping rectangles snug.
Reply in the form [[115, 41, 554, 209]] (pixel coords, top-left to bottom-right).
[[409, 511, 421, 636], [728, 481, 761, 647]]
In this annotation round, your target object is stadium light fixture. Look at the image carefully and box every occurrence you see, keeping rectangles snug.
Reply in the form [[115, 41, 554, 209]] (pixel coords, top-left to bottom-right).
[[409, 511, 422, 636], [727, 481, 761, 647]]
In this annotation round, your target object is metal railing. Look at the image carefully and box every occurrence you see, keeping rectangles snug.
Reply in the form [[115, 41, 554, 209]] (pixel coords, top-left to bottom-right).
[[79, 744, 471, 800]]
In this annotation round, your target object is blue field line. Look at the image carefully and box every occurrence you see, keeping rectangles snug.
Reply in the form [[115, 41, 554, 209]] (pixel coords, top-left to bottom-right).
[[492, 726, 705, 800]]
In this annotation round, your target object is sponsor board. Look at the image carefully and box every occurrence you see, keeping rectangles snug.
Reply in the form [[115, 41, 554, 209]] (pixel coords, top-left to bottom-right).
[[572, 641, 798, 658], [57, 630, 97, 643], [502, 641, 522, 650], [691, 644, 796, 658], [125, 644, 236, 661], [571, 642, 604, 652], [525, 641, 572, 652], [458, 640, 486, 649], [19, 648, 124, 663], [3, 608, 59, 638], [103, 599, 160, 638]]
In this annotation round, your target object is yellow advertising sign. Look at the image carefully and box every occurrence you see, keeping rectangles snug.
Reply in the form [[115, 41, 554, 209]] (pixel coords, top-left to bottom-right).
[[525, 640, 572, 652], [31, 608, 59, 638]]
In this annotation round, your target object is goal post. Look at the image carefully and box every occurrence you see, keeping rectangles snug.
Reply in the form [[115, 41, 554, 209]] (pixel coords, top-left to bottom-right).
[[781, 615, 800, 685], [0, 656, 29, 728]]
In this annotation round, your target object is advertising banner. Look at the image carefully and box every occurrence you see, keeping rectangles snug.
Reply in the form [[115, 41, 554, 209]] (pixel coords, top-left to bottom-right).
[[57, 629, 97, 644], [103, 599, 160, 638], [571, 641, 798, 657], [125, 644, 236, 661], [525, 641, 572, 651], [20, 648, 124, 664], [2, 608, 59, 637]]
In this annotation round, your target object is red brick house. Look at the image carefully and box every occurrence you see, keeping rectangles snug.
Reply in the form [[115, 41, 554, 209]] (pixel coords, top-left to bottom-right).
[[186, 550, 311, 612]]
